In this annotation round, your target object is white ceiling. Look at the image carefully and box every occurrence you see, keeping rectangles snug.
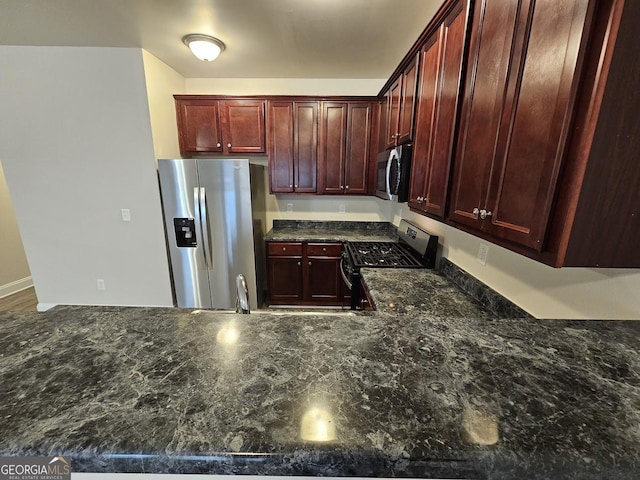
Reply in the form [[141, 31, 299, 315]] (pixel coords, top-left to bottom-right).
[[0, 0, 444, 79]]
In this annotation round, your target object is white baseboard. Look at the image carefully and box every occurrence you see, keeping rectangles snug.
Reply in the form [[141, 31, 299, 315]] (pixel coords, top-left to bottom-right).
[[0, 276, 33, 299], [37, 302, 58, 312]]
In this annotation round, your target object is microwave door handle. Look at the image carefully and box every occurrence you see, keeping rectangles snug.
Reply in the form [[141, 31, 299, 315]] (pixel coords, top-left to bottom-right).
[[199, 187, 213, 269], [385, 150, 394, 200]]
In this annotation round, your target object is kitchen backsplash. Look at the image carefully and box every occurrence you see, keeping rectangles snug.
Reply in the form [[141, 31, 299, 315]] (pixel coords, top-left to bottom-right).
[[440, 258, 532, 319]]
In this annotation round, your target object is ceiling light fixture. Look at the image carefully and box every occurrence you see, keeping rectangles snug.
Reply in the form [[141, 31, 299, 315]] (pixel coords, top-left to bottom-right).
[[182, 34, 226, 62]]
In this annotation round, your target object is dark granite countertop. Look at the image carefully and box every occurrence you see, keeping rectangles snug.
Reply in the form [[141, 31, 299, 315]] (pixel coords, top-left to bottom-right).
[[361, 268, 495, 318], [264, 220, 397, 242], [1, 305, 639, 479]]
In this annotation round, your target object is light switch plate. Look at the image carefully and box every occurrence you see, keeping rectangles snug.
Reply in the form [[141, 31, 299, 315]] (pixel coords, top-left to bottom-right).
[[121, 208, 131, 222], [477, 243, 490, 265], [339, 204, 346, 214], [286, 203, 293, 213]]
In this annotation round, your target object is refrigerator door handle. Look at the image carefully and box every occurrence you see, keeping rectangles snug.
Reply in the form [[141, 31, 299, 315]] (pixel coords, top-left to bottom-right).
[[193, 186, 208, 268], [199, 187, 213, 269], [193, 187, 208, 265]]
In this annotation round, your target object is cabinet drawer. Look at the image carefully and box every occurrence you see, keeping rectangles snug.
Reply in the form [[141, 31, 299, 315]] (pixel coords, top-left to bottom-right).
[[267, 242, 302, 256], [307, 243, 343, 257]]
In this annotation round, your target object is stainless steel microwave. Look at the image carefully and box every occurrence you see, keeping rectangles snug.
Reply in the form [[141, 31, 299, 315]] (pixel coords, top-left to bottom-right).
[[375, 144, 412, 202]]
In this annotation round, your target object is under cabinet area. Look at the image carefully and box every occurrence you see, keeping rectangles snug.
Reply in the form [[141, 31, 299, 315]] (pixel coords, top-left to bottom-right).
[[266, 241, 345, 306], [175, 96, 266, 156]]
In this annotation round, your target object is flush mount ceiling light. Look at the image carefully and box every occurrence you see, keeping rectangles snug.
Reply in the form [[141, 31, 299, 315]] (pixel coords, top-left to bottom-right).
[[182, 34, 226, 61]]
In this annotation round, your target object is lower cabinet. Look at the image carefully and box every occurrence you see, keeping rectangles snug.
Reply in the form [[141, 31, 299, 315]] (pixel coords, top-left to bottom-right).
[[267, 241, 344, 306]]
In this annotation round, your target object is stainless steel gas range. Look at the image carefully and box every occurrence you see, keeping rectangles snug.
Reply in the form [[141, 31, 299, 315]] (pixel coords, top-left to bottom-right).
[[340, 219, 439, 310]]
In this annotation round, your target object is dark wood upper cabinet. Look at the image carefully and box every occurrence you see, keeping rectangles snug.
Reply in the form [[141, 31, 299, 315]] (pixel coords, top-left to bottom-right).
[[438, 0, 640, 267], [449, 0, 594, 252], [384, 54, 419, 148], [318, 101, 372, 195], [318, 102, 347, 194], [408, 0, 470, 218], [220, 99, 266, 154], [176, 100, 223, 154], [384, 80, 402, 149], [344, 103, 372, 195], [267, 101, 294, 193], [175, 96, 265, 156], [397, 53, 420, 145], [294, 102, 318, 193], [267, 101, 317, 193]]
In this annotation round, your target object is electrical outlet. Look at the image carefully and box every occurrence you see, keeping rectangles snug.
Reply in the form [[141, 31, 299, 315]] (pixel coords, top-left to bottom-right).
[[97, 279, 106, 291], [339, 203, 346, 214], [121, 208, 131, 222], [477, 243, 490, 265], [286, 203, 293, 213]]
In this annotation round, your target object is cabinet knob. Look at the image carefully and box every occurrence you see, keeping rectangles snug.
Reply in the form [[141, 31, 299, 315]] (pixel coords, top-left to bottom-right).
[[308, 261, 312, 266], [294, 184, 298, 188], [216, 143, 221, 148], [480, 209, 493, 220], [289, 184, 293, 188], [227, 143, 232, 148], [345, 185, 349, 189], [472, 207, 480, 218], [340, 185, 344, 190], [282, 247, 286, 251], [323, 247, 327, 252], [297, 261, 301, 266]]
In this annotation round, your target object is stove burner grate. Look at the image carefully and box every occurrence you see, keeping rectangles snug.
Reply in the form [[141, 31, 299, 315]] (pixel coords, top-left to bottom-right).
[[347, 241, 424, 268]]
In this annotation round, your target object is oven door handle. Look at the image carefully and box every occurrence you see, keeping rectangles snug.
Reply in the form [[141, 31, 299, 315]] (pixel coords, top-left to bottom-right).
[[340, 258, 352, 290]]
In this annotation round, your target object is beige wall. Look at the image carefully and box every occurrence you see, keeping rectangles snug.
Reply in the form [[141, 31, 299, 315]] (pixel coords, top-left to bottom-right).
[[0, 46, 173, 309], [142, 50, 186, 159], [186, 78, 386, 96], [0, 160, 31, 296]]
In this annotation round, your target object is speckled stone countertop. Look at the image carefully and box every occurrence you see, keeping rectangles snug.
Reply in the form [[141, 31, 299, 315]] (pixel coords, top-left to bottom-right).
[[361, 268, 494, 318], [264, 220, 397, 242], [1, 305, 638, 479]]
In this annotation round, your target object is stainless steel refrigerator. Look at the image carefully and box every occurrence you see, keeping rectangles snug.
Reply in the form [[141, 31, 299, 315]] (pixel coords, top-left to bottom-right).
[[158, 158, 266, 310]]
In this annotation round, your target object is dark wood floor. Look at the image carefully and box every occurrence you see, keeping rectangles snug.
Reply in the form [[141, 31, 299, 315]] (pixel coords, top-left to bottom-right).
[[0, 287, 38, 312]]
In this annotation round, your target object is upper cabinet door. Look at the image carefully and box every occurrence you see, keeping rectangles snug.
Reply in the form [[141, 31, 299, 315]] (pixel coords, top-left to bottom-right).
[[484, 0, 592, 250], [344, 103, 372, 195], [408, 31, 442, 214], [385, 79, 402, 149], [221, 100, 266, 154], [449, 0, 593, 251], [396, 52, 420, 145], [423, 0, 469, 218], [177, 101, 223, 154], [449, 0, 521, 231], [294, 102, 318, 193], [318, 102, 348, 194], [409, 0, 470, 218], [267, 101, 294, 193]]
